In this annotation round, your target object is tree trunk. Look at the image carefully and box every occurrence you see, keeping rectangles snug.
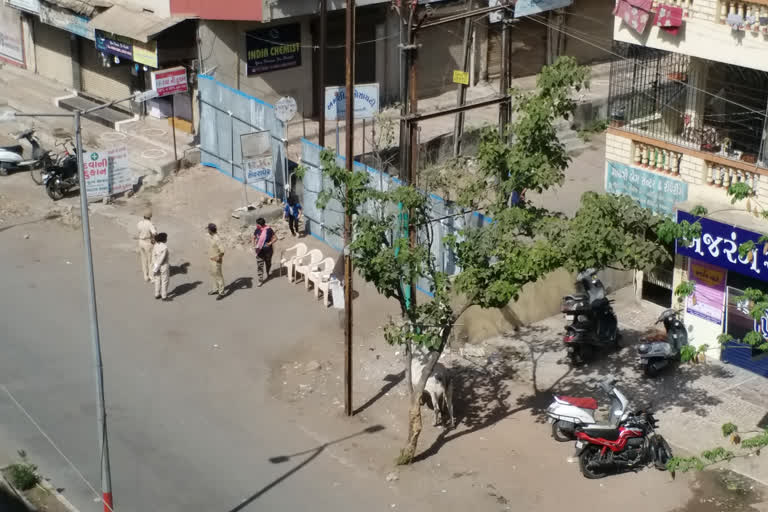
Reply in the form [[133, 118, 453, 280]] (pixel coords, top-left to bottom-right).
[[397, 398, 423, 465]]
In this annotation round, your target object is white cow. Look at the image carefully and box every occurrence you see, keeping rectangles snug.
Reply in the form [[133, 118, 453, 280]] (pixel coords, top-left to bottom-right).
[[411, 355, 455, 428]]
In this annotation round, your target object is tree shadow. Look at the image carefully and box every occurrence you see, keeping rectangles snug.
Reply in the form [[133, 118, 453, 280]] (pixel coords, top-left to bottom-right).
[[170, 262, 190, 276], [168, 280, 202, 299], [354, 371, 405, 416], [222, 277, 253, 297], [414, 322, 729, 461], [224, 425, 385, 511]]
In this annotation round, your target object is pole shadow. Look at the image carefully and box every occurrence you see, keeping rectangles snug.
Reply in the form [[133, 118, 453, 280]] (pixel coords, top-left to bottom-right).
[[354, 371, 405, 416]]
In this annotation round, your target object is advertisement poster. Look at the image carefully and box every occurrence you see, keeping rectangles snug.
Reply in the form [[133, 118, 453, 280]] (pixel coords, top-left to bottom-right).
[[132, 39, 158, 68], [95, 30, 132, 61], [324, 83, 380, 121], [84, 146, 134, 199], [246, 23, 301, 75], [514, 0, 573, 17], [686, 259, 727, 325], [0, 4, 25, 66], [151, 67, 188, 97], [605, 161, 688, 216], [40, 3, 94, 40]]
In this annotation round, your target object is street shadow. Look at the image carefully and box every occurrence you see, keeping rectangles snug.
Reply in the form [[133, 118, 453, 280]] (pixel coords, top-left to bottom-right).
[[0, 486, 28, 512], [222, 277, 253, 297], [0, 212, 61, 234], [225, 425, 385, 511], [170, 262, 190, 276], [168, 280, 202, 299], [414, 322, 729, 461], [354, 371, 406, 416]]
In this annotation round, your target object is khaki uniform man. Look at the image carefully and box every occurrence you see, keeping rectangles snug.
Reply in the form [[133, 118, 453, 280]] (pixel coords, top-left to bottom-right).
[[137, 210, 157, 282], [152, 233, 170, 300], [207, 223, 225, 299]]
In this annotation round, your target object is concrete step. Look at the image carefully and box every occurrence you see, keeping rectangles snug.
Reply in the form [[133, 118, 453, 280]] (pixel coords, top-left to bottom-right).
[[56, 94, 136, 130]]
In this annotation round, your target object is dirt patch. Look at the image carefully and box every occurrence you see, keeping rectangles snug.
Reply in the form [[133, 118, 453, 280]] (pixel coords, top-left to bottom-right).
[[1, 469, 73, 512], [674, 469, 767, 512]]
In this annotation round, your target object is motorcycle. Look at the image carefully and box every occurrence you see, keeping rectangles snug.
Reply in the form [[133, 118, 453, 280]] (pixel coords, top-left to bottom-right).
[[42, 151, 79, 201], [0, 129, 52, 176], [573, 409, 673, 479], [561, 269, 620, 364], [547, 378, 630, 442], [637, 309, 688, 377]]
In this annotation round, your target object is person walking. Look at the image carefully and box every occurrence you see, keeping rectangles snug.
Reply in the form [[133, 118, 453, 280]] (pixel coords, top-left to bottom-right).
[[284, 196, 303, 237], [207, 223, 226, 299], [152, 232, 170, 301], [252, 218, 276, 286], [137, 210, 157, 282]]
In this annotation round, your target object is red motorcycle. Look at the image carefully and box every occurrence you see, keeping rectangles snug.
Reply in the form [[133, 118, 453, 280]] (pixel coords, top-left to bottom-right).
[[573, 410, 672, 479]]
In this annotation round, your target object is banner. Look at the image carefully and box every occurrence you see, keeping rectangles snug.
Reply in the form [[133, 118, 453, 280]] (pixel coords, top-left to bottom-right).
[[0, 4, 24, 66], [324, 83, 380, 121], [40, 3, 94, 40], [605, 161, 687, 216], [514, 0, 573, 17], [686, 259, 727, 325], [95, 30, 158, 68], [84, 146, 135, 199], [8, 0, 40, 14], [246, 23, 301, 75]]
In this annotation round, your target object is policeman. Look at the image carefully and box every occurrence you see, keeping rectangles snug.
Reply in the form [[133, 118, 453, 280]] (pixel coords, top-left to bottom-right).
[[152, 232, 170, 301], [137, 210, 157, 282], [207, 223, 226, 299]]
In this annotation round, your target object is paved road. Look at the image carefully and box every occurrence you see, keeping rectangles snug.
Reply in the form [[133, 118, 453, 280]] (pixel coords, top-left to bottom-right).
[[0, 217, 428, 512]]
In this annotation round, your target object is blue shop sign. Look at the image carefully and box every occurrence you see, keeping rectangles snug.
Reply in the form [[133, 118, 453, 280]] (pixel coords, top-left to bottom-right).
[[605, 161, 687, 216], [677, 210, 768, 282], [95, 30, 133, 61]]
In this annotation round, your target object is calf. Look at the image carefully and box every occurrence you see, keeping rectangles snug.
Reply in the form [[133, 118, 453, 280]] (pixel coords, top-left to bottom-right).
[[411, 357, 455, 428]]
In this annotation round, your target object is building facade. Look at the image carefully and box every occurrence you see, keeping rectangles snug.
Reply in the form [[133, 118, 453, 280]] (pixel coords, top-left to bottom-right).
[[605, 0, 768, 373]]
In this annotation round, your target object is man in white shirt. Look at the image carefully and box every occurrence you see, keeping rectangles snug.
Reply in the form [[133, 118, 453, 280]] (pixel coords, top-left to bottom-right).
[[137, 210, 157, 282], [152, 232, 170, 300]]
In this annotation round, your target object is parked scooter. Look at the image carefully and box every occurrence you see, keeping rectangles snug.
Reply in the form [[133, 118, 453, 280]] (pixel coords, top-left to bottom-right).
[[0, 129, 51, 176], [637, 309, 688, 377], [42, 151, 79, 200], [547, 378, 630, 442], [561, 269, 620, 364]]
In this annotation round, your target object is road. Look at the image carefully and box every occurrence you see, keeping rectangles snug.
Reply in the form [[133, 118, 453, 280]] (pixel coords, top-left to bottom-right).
[[0, 215, 446, 512]]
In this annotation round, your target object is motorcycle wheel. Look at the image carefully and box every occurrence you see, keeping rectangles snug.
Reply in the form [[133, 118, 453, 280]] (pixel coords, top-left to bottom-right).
[[46, 181, 64, 201], [653, 436, 673, 470], [579, 445, 609, 479], [551, 420, 573, 442], [0, 165, 8, 177], [644, 364, 660, 378]]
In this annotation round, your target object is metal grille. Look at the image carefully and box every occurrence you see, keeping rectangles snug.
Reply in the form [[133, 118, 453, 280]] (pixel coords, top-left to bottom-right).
[[608, 42, 768, 168]]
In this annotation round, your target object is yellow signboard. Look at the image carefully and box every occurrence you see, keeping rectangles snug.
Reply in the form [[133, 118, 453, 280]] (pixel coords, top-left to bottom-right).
[[452, 70, 469, 85], [132, 40, 158, 68]]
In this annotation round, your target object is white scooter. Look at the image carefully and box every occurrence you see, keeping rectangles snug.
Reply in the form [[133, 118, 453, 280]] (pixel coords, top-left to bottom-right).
[[0, 129, 51, 176], [546, 378, 630, 441]]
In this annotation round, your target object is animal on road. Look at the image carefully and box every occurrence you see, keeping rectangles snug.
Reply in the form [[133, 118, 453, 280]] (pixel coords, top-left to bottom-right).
[[411, 356, 455, 428]]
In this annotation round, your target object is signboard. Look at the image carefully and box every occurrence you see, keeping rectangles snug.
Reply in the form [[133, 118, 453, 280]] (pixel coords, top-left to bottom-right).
[[151, 67, 188, 97], [84, 145, 135, 199], [40, 3, 94, 40], [452, 70, 469, 85], [488, 0, 506, 23], [8, 0, 40, 14], [324, 83, 380, 121], [686, 259, 727, 325], [95, 30, 157, 68], [0, 4, 24, 66], [515, 0, 573, 17], [245, 157, 274, 182], [605, 161, 688, 216], [275, 96, 297, 123], [246, 23, 301, 75], [135, 89, 159, 103], [677, 210, 768, 283]]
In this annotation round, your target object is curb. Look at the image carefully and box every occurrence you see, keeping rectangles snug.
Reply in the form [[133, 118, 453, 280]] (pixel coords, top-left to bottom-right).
[[0, 465, 81, 512], [38, 478, 80, 512]]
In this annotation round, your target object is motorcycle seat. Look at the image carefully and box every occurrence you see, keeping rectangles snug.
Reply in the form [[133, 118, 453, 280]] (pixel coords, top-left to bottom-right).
[[581, 427, 620, 441], [0, 145, 23, 154], [555, 396, 598, 409]]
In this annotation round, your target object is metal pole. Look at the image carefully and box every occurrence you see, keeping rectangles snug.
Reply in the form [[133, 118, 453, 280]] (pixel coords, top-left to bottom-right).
[[319, 0, 328, 147], [344, 0, 356, 417], [407, 5, 418, 307], [75, 111, 114, 512], [453, 1, 473, 157], [171, 97, 179, 172], [284, 122, 289, 200], [362, 118, 366, 160], [399, 8, 410, 181], [336, 118, 340, 152], [499, 17, 509, 135]]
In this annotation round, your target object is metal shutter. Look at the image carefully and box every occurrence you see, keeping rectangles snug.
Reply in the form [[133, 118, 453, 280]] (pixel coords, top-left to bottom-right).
[[79, 37, 132, 100], [487, 19, 547, 79], [33, 20, 74, 87]]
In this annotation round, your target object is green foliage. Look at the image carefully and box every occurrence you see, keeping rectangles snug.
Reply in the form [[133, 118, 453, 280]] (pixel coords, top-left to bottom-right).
[[675, 280, 695, 299], [738, 240, 756, 259], [728, 182, 754, 203], [656, 219, 701, 245], [679, 345, 697, 363], [577, 119, 609, 142], [722, 423, 739, 437], [667, 424, 768, 473], [7, 458, 40, 491], [690, 205, 709, 217]]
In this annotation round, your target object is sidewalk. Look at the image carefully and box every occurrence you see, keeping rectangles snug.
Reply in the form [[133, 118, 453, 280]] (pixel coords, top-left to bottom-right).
[[0, 64, 194, 184]]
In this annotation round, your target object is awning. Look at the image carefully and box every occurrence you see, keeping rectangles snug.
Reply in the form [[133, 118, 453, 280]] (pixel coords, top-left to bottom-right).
[[87, 5, 186, 43], [44, 0, 113, 18]]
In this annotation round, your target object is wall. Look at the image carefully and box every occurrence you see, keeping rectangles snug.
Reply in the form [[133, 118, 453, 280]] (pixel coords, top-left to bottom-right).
[[613, 6, 768, 73], [198, 18, 314, 113], [564, 0, 613, 64], [122, 0, 171, 17], [33, 20, 73, 87], [414, 2, 468, 98], [172, 0, 259, 19]]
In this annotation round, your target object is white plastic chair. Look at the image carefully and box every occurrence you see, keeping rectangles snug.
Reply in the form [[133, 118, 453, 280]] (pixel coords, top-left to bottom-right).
[[294, 249, 323, 285], [280, 242, 308, 281], [308, 256, 335, 295]]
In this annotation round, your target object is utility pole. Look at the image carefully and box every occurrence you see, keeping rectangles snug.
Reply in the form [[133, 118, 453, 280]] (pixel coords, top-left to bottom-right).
[[318, 0, 328, 147], [343, 0, 356, 417], [498, 14, 510, 135], [452, 0, 473, 157], [405, 3, 418, 305], [398, 4, 411, 182]]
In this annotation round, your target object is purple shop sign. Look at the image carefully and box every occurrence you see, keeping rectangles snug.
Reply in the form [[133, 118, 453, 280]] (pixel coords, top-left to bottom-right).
[[686, 259, 727, 325], [95, 30, 132, 61], [677, 210, 768, 283]]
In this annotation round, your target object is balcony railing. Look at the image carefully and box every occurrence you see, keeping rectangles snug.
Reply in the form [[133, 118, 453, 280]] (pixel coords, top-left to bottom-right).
[[705, 161, 761, 193], [632, 141, 683, 175], [717, 1, 768, 31]]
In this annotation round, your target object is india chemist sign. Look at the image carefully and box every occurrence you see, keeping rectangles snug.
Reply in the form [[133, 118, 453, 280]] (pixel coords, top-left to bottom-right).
[[246, 24, 301, 75]]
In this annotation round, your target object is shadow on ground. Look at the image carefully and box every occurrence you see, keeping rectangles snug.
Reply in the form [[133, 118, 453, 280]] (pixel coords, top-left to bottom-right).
[[0, 485, 29, 512]]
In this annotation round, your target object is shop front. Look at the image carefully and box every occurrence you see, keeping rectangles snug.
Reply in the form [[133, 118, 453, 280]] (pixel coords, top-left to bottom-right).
[[676, 210, 768, 375]]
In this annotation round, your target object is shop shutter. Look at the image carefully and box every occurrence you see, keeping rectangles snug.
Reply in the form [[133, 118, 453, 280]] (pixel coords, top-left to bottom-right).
[[79, 38, 132, 100], [487, 18, 547, 79], [33, 20, 74, 87]]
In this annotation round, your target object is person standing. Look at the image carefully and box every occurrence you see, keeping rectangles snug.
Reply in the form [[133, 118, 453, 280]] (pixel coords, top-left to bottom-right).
[[207, 223, 226, 299], [284, 196, 303, 237], [137, 210, 157, 282], [152, 232, 170, 301], [252, 218, 276, 286]]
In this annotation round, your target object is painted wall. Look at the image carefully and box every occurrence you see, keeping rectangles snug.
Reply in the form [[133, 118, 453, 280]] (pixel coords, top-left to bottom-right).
[[613, 3, 768, 73], [122, 0, 171, 18], [171, 0, 260, 20]]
